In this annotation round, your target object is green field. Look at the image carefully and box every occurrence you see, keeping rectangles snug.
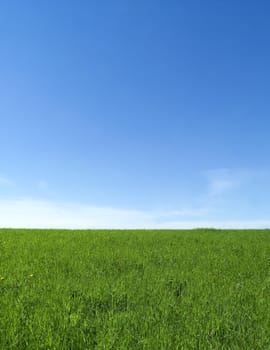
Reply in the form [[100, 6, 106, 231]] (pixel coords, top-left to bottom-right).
[[0, 229, 270, 349]]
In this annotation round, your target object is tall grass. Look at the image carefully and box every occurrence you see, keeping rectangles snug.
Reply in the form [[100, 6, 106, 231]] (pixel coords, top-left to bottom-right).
[[0, 229, 270, 349]]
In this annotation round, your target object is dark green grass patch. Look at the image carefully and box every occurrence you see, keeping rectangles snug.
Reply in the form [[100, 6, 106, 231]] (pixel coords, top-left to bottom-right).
[[0, 229, 270, 349]]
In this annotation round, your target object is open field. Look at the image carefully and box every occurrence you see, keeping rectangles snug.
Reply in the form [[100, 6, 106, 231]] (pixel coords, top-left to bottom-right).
[[0, 229, 270, 349]]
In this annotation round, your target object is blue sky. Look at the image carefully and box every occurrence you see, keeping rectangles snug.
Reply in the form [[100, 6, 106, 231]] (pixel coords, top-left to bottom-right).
[[1, 0, 270, 228]]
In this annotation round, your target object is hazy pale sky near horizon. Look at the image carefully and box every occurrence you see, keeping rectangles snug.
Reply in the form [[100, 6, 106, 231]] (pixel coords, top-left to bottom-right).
[[1, 0, 270, 228]]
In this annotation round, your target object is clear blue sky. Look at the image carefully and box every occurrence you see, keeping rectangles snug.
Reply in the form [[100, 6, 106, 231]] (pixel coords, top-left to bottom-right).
[[1, 0, 270, 228]]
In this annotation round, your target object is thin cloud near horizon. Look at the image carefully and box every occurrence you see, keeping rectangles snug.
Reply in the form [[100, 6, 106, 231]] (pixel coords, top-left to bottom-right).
[[1, 168, 270, 228], [0, 197, 269, 229]]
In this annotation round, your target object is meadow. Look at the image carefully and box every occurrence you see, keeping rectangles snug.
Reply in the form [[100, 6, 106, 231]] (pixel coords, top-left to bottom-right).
[[0, 229, 270, 349]]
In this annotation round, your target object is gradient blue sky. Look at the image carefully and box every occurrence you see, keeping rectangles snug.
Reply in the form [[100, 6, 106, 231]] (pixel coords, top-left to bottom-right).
[[1, 0, 270, 228]]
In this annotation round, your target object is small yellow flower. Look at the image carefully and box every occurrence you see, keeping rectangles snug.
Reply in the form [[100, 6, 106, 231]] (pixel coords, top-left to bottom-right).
[[29, 274, 34, 278]]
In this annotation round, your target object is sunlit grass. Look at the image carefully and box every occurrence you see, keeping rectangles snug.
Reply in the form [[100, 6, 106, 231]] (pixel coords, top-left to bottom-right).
[[0, 229, 270, 349]]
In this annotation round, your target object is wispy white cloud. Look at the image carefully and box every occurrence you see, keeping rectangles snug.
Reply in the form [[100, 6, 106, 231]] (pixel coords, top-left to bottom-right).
[[0, 176, 13, 186], [0, 198, 269, 229], [204, 168, 270, 199], [0, 198, 205, 229], [0, 198, 153, 229], [0, 168, 269, 229], [205, 168, 246, 196]]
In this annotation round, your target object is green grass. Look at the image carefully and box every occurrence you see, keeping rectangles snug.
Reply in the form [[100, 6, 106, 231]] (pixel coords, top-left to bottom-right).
[[0, 229, 270, 349]]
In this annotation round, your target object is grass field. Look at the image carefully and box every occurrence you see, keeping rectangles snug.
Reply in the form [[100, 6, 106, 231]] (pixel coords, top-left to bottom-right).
[[0, 229, 270, 349]]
